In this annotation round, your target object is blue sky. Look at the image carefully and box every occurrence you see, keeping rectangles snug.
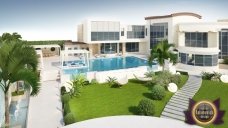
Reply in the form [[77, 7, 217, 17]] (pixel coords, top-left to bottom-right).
[[0, 0, 228, 41]]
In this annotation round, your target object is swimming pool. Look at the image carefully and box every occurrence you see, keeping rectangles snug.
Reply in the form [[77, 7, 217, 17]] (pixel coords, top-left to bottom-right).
[[63, 56, 157, 75]]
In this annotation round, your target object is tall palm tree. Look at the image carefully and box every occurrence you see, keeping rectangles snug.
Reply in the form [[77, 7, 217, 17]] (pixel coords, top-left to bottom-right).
[[148, 40, 177, 71], [0, 42, 40, 127]]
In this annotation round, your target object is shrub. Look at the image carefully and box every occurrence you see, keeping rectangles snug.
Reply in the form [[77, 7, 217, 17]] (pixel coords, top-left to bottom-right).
[[201, 71, 221, 81], [138, 99, 155, 116], [90, 79, 98, 85], [146, 81, 155, 86], [151, 85, 166, 100], [201, 72, 213, 80], [61, 86, 66, 95], [151, 71, 172, 87], [64, 113, 76, 125], [64, 102, 71, 116], [170, 75, 181, 85], [61, 94, 70, 105], [223, 56, 228, 64], [176, 71, 188, 75]]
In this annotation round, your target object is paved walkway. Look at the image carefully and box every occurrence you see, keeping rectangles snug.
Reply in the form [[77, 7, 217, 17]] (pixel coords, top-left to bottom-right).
[[161, 75, 202, 121], [27, 80, 63, 128]]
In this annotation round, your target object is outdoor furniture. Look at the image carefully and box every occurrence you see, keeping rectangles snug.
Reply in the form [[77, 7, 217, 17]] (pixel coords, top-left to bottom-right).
[[168, 83, 178, 93]]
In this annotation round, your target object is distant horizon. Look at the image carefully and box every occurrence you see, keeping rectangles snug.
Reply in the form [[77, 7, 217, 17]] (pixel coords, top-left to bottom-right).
[[0, 0, 228, 41]]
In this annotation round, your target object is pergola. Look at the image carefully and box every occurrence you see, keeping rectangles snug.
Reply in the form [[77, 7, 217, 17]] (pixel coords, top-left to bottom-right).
[[60, 49, 90, 69]]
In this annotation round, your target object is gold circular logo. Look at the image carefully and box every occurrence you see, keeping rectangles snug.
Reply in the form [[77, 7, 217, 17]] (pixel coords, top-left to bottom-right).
[[192, 101, 217, 125]]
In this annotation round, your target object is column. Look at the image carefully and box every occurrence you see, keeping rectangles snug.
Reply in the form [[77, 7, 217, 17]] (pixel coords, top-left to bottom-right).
[[122, 42, 126, 55]]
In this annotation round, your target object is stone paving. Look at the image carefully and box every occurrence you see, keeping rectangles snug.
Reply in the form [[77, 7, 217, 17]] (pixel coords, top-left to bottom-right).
[[161, 75, 202, 121]]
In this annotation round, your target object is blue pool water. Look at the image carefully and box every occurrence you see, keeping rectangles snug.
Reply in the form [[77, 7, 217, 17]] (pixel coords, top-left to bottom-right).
[[64, 56, 157, 75]]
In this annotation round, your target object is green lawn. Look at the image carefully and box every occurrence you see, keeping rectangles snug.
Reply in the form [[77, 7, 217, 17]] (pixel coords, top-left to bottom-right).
[[69, 75, 188, 122], [193, 80, 228, 128]]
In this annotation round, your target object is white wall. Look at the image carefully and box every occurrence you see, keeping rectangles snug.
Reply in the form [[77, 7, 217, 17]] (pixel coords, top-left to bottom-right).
[[77, 24, 83, 42], [0, 88, 4, 127]]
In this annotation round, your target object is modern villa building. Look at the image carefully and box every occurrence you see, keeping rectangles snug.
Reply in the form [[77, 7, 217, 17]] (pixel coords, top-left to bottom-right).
[[72, 12, 228, 71]]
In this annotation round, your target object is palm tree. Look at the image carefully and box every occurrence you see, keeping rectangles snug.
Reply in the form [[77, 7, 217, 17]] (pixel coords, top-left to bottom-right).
[[148, 40, 177, 71], [0, 32, 22, 44], [0, 42, 40, 127]]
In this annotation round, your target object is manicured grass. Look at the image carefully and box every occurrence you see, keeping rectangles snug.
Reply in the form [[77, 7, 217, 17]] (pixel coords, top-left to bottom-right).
[[193, 80, 228, 128], [11, 91, 24, 96], [69, 75, 188, 122]]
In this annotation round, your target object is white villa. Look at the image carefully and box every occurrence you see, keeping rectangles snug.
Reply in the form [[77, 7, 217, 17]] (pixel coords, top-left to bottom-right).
[[64, 12, 228, 71]]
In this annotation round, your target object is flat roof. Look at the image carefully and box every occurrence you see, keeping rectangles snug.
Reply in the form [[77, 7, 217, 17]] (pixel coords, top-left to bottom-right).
[[145, 12, 202, 20], [32, 44, 60, 48], [64, 41, 87, 45]]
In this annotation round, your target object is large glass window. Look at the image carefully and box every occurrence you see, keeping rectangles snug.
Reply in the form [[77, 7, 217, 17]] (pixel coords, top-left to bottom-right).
[[100, 43, 117, 54], [185, 32, 208, 47], [179, 53, 218, 66], [219, 30, 228, 59], [126, 42, 139, 52], [150, 23, 168, 49], [127, 25, 145, 39], [91, 32, 119, 41]]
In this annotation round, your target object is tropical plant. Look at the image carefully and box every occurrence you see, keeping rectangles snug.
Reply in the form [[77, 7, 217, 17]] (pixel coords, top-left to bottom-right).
[[106, 76, 117, 87], [137, 99, 155, 116], [68, 74, 86, 97], [0, 32, 22, 44], [148, 40, 177, 71], [144, 71, 155, 78], [151, 85, 166, 100], [0, 42, 40, 127]]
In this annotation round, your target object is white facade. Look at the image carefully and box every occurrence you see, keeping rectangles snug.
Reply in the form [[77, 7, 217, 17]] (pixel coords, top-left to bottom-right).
[[76, 12, 228, 69]]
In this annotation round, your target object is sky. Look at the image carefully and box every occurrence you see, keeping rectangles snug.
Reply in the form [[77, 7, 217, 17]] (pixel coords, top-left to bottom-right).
[[0, 0, 228, 41]]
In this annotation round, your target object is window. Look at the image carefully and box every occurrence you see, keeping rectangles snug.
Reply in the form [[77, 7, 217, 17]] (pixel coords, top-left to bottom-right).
[[121, 28, 124, 36], [179, 53, 218, 66], [100, 43, 117, 54], [126, 42, 139, 52], [127, 25, 145, 39], [68, 48, 72, 50], [91, 32, 119, 41], [150, 23, 168, 49], [219, 30, 228, 59], [185, 32, 208, 47]]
